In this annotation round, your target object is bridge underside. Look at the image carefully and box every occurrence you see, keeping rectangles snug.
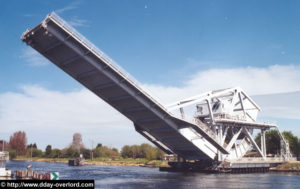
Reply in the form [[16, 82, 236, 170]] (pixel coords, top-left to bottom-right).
[[22, 13, 228, 160]]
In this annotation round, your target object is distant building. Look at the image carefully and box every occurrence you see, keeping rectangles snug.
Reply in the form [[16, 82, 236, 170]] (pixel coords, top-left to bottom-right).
[[0, 140, 8, 151]]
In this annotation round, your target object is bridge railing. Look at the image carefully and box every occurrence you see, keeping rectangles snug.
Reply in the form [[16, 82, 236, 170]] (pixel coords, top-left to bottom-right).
[[194, 118, 218, 141], [235, 157, 297, 163]]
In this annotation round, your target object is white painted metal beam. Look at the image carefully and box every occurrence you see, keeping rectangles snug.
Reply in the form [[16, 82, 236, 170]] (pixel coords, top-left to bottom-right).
[[226, 128, 242, 151], [243, 128, 265, 158]]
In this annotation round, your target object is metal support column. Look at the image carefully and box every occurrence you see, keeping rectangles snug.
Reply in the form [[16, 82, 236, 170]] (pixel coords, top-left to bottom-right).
[[179, 108, 185, 119], [261, 130, 266, 157], [218, 125, 223, 161]]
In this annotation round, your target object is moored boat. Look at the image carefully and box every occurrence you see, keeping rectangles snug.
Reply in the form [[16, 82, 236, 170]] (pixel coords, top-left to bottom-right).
[[0, 151, 11, 177], [68, 154, 85, 166]]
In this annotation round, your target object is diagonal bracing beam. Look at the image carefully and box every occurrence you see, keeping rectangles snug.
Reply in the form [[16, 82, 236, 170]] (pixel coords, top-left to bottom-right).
[[243, 128, 265, 158], [226, 128, 242, 151]]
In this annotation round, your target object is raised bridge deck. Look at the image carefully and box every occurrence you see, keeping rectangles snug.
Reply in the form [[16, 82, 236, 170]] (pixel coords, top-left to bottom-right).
[[22, 12, 229, 160]]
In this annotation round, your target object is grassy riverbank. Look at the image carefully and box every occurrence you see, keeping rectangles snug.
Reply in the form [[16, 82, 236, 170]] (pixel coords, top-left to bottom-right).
[[271, 161, 300, 171], [12, 157, 300, 172], [13, 156, 169, 167]]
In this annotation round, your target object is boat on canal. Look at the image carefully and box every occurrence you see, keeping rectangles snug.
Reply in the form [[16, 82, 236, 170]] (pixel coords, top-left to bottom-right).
[[0, 151, 11, 177]]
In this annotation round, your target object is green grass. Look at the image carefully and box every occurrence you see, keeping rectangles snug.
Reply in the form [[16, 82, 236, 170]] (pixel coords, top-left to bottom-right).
[[13, 156, 169, 167], [276, 162, 300, 170], [14, 156, 69, 163]]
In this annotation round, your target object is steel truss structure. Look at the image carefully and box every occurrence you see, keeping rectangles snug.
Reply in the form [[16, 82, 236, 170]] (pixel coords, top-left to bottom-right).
[[21, 13, 293, 167], [168, 87, 292, 163]]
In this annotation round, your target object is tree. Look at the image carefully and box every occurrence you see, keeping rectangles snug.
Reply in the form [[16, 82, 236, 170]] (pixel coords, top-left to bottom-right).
[[33, 143, 37, 149], [81, 148, 91, 159], [94, 146, 101, 158], [32, 148, 43, 157], [131, 145, 141, 158], [255, 130, 281, 154], [45, 145, 52, 157], [121, 145, 131, 158], [27, 143, 37, 149], [156, 148, 165, 160], [49, 149, 61, 158], [255, 130, 300, 156], [121, 144, 164, 160], [66, 147, 78, 158], [140, 143, 153, 159], [9, 131, 27, 156]]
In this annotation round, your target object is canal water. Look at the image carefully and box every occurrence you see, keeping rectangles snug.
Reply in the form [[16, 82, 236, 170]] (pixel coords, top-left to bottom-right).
[[5, 161, 300, 189]]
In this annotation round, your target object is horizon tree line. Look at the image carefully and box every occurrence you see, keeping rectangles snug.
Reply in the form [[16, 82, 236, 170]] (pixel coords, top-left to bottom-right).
[[3, 130, 300, 161], [1, 131, 165, 161]]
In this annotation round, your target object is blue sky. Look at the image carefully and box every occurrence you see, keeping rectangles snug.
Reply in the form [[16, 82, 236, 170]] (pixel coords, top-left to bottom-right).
[[0, 0, 300, 150]]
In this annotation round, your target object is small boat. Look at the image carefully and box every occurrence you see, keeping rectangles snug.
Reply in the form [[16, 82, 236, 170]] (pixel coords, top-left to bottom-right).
[[68, 154, 85, 166], [0, 151, 11, 177]]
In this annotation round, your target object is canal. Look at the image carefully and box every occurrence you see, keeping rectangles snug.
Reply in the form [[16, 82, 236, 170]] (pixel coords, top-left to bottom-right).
[[5, 161, 300, 189]]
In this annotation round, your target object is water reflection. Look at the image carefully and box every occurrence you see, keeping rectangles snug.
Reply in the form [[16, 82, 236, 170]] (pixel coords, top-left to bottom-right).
[[5, 161, 300, 189]]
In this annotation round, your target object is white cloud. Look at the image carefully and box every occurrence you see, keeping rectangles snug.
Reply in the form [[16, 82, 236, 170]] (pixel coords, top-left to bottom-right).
[[0, 85, 146, 149], [55, 1, 89, 27], [141, 65, 300, 122], [56, 1, 81, 14], [55, 1, 89, 28], [1, 64, 300, 149], [68, 16, 89, 27], [22, 14, 36, 17], [253, 91, 300, 120], [21, 48, 50, 67], [142, 65, 300, 105]]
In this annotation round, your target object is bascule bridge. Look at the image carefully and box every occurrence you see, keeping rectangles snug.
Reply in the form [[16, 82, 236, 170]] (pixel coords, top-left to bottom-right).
[[21, 13, 294, 172]]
